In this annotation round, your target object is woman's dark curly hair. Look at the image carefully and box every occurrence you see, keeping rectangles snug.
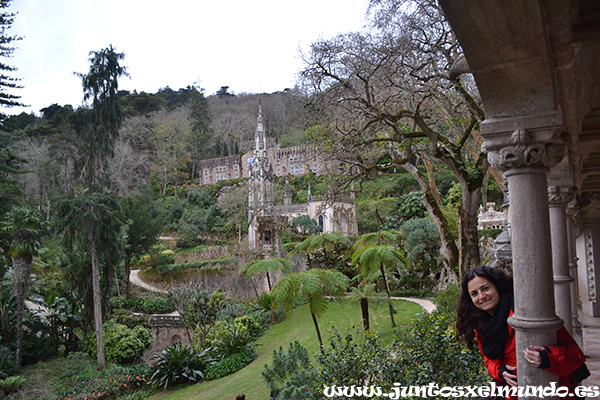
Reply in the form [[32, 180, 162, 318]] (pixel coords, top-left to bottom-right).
[[456, 265, 513, 349]]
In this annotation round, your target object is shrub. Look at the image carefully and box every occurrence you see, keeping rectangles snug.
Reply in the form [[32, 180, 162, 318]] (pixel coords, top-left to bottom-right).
[[110, 309, 149, 329], [156, 253, 176, 266], [479, 228, 503, 240], [148, 344, 213, 389], [315, 327, 402, 390], [234, 314, 268, 339], [394, 306, 487, 388], [433, 284, 460, 316], [394, 269, 435, 292], [84, 321, 153, 364], [356, 198, 398, 233], [391, 287, 433, 298], [262, 341, 318, 400], [216, 302, 245, 321], [206, 322, 252, 360], [397, 191, 426, 219], [400, 217, 443, 274], [0, 346, 15, 379], [204, 347, 256, 381]]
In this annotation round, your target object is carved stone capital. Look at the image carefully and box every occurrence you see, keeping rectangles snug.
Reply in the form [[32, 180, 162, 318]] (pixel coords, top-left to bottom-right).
[[486, 138, 565, 171], [548, 185, 575, 206], [480, 112, 569, 172]]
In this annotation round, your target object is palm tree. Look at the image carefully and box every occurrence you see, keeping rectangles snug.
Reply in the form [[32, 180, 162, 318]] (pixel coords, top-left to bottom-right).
[[271, 268, 349, 348], [239, 257, 293, 292], [0, 206, 47, 370], [351, 232, 410, 328]]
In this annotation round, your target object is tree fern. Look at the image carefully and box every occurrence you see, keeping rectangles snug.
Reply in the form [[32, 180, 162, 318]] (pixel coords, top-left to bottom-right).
[[271, 268, 349, 347]]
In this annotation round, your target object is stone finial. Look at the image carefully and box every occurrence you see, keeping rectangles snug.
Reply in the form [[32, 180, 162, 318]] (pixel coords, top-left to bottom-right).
[[283, 178, 292, 205]]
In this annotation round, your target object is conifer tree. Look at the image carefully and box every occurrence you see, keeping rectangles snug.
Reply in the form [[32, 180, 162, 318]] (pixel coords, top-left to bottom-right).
[[0, 0, 24, 120]]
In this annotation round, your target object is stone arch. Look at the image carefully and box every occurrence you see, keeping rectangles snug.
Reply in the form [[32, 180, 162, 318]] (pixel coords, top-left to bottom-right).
[[170, 334, 182, 345]]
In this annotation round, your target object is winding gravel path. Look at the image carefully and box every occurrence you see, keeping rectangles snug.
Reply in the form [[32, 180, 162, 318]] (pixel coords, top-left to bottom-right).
[[129, 269, 167, 294]]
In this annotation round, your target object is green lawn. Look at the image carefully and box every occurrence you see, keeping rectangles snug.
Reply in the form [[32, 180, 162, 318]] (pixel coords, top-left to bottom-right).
[[148, 298, 423, 400]]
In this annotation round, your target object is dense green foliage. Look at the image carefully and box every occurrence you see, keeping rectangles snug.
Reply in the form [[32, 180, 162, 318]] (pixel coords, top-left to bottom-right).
[[204, 347, 256, 381], [401, 217, 442, 273], [261, 341, 315, 400], [148, 344, 212, 389], [204, 313, 267, 360], [0, 374, 26, 395], [84, 321, 153, 364], [111, 296, 174, 314]]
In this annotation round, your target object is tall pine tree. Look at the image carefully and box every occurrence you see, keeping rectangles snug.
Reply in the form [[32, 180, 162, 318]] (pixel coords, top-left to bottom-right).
[[0, 0, 24, 120]]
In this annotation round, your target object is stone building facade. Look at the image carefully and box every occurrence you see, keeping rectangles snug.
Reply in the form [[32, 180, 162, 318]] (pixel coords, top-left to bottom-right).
[[197, 129, 332, 185], [246, 104, 358, 255]]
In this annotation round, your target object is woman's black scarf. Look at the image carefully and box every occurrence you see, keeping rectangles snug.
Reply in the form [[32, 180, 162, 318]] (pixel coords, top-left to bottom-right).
[[478, 291, 514, 360]]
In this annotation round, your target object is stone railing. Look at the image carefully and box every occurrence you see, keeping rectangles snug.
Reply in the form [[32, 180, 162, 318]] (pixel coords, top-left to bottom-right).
[[149, 313, 184, 327], [274, 204, 308, 214]]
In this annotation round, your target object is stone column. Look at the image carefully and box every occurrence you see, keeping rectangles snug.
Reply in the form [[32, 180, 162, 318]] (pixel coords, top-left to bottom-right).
[[566, 202, 584, 346], [482, 113, 568, 392], [547, 186, 574, 333]]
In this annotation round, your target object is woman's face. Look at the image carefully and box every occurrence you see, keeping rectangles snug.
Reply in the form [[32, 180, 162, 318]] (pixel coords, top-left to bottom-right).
[[467, 275, 500, 315]]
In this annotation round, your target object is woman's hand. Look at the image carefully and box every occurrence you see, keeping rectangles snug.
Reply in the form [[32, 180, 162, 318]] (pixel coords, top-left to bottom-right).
[[502, 365, 518, 387], [523, 345, 544, 368]]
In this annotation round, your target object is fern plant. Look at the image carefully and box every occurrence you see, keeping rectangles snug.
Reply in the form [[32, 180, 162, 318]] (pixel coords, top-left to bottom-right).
[[271, 268, 348, 348], [0, 375, 26, 395]]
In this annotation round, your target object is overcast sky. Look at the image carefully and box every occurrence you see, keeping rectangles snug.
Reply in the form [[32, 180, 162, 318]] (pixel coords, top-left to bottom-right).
[[7, 0, 370, 115]]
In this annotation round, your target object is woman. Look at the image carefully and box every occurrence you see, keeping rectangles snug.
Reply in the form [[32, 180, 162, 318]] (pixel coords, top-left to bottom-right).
[[456, 265, 589, 398]]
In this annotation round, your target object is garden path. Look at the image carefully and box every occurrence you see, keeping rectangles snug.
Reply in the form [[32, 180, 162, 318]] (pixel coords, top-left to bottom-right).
[[129, 269, 167, 294], [393, 296, 436, 313]]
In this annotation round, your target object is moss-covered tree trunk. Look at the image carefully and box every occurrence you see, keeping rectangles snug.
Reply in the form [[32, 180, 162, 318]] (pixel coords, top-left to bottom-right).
[[402, 162, 459, 289], [90, 229, 106, 370], [360, 297, 370, 331], [460, 184, 483, 276], [12, 255, 32, 371]]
